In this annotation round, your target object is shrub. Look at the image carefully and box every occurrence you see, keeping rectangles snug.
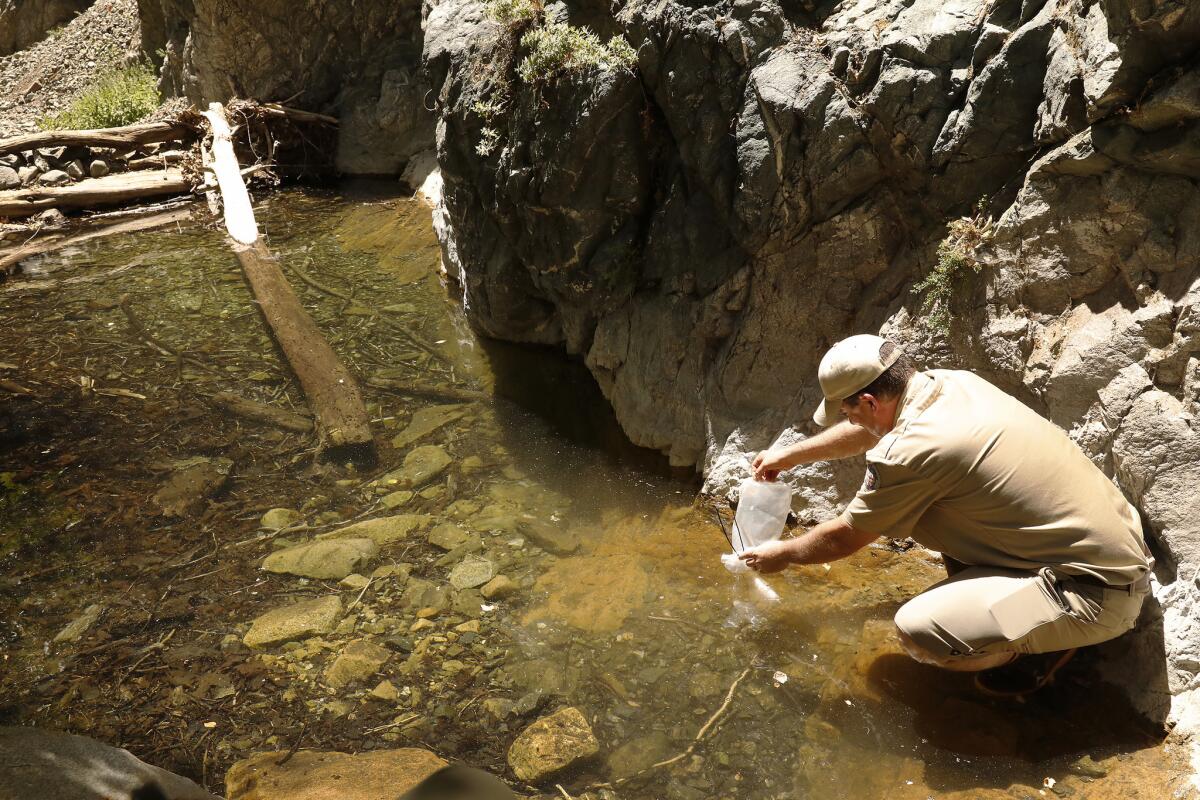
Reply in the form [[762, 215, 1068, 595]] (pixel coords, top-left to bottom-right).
[[518, 22, 637, 83], [913, 211, 994, 333], [476, 126, 501, 156], [38, 62, 160, 130], [484, 0, 539, 25]]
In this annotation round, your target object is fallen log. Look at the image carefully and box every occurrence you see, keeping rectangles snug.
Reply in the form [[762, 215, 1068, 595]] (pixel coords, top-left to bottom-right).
[[201, 102, 375, 463], [209, 391, 313, 433], [0, 169, 193, 219], [0, 121, 194, 156], [366, 377, 487, 404], [0, 206, 193, 277]]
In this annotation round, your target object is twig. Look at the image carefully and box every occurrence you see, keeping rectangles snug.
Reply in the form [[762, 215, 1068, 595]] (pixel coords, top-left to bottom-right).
[[364, 713, 420, 735], [556, 785, 575, 800], [346, 577, 373, 611], [276, 722, 306, 766], [290, 255, 351, 301]]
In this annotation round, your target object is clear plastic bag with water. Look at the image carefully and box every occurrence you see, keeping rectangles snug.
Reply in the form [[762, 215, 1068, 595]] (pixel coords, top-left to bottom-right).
[[720, 478, 792, 574]]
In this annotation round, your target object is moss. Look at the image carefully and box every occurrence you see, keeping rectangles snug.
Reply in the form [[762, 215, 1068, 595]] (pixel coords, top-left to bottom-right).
[[38, 62, 160, 130]]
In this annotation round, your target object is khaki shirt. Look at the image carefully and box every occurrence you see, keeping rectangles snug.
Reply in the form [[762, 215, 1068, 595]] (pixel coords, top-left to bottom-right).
[[842, 370, 1150, 585]]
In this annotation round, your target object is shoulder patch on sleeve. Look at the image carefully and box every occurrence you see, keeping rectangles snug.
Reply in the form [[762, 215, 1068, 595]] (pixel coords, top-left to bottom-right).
[[862, 464, 878, 492]]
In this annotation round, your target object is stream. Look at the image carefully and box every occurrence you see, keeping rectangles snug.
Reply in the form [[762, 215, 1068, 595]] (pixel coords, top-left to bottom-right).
[[0, 183, 1192, 799]]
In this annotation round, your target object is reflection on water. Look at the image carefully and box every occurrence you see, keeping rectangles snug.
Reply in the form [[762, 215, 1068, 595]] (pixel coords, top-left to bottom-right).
[[0, 183, 1192, 799]]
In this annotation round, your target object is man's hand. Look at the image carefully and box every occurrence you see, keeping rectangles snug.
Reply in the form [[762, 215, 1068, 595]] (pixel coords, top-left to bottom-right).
[[738, 539, 794, 573], [751, 449, 787, 481]]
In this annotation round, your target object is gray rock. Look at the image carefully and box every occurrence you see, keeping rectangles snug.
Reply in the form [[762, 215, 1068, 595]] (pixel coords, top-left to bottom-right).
[[0, 166, 19, 189], [65, 159, 85, 180], [38, 169, 71, 185], [88, 159, 111, 178], [449, 556, 495, 590], [507, 707, 599, 783], [0, 726, 215, 800], [261, 538, 378, 580], [243, 595, 342, 648], [17, 165, 39, 185]]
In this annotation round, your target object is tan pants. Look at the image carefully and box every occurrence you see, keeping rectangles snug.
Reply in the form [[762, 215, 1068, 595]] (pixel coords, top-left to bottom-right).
[[894, 566, 1148, 661]]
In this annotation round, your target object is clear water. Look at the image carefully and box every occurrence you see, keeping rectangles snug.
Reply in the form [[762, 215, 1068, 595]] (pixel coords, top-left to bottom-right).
[[0, 183, 1191, 798]]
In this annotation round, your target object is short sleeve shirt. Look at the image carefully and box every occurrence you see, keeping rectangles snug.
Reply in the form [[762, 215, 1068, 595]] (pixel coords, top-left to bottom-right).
[[842, 370, 1150, 585]]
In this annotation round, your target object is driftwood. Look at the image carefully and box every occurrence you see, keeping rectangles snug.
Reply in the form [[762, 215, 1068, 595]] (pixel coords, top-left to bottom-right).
[[209, 392, 313, 432], [202, 102, 374, 463], [0, 169, 192, 219], [366, 377, 487, 404], [0, 122, 193, 156], [0, 206, 193, 276]]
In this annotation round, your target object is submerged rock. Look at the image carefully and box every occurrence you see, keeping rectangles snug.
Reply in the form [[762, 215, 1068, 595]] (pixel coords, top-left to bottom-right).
[[448, 556, 495, 590], [243, 596, 343, 648], [153, 456, 233, 516], [507, 707, 599, 783], [318, 514, 433, 546], [391, 404, 468, 449], [226, 748, 446, 800], [0, 726, 215, 800], [373, 446, 452, 490], [481, 575, 518, 600], [325, 639, 392, 688], [261, 538, 378, 580], [428, 523, 475, 551], [261, 507, 302, 530]]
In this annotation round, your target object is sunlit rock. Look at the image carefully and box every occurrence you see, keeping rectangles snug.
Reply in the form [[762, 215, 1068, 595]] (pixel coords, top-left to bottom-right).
[[226, 749, 446, 800], [507, 707, 599, 783], [243, 596, 343, 649], [261, 538, 378, 580], [318, 514, 433, 546]]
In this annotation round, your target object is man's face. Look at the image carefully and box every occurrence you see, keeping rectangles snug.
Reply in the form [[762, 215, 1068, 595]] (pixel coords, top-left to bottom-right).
[[841, 394, 886, 436]]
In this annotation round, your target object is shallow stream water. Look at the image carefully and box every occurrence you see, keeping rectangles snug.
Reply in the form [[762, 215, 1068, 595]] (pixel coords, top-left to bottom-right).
[[0, 184, 1193, 799]]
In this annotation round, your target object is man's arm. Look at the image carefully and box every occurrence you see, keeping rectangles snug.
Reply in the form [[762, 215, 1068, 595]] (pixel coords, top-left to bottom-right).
[[738, 516, 879, 573], [753, 421, 879, 479]]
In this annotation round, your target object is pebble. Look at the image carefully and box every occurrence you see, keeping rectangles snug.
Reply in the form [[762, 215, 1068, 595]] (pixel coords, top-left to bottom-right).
[[339, 573, 371, 590], [261, 507, 302, 530], [37, 169, 70, 185]]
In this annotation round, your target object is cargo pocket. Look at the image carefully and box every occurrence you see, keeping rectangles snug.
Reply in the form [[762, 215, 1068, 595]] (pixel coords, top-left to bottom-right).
[[987, 576, 1067, 650], [1058, 581, 1104, 625]]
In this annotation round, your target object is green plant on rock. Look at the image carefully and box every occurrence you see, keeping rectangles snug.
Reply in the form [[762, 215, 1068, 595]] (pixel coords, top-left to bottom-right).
[[38, 62, 160, 130], [913, 209, 994, 333], [518, 21, 637, 84], [476, 126, 501, 156], [484, 0, 540, 25]]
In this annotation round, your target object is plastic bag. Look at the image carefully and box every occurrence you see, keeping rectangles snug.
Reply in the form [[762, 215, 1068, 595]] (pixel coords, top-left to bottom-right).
[[720, 478, 791, 574]]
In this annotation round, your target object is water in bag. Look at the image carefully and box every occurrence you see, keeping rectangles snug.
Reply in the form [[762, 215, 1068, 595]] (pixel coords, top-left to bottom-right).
[[721, 478, 791, 574]]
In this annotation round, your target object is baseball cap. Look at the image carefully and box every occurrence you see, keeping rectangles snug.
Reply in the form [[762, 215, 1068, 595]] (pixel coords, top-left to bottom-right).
[[812, 335, 902, 426]]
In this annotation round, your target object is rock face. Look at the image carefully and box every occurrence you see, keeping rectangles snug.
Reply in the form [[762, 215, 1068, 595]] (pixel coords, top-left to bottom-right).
[[135, 0, 434, 175], [0, 0, 92, 58], [423, 0, 1200, 749], [507, 707, 599, 783], [225, 748, 446, 800], [0, 726, 216, 800]]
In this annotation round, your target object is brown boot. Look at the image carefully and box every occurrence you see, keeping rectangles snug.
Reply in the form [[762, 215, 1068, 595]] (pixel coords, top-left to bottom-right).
[[973, 648, 1078, 699]]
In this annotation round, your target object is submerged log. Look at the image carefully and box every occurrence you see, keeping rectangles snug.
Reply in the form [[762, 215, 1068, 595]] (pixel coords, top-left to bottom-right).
[[201, 102, 375, 463], [209, 391, 313, 433], [0, 121, 193, 156], [0, 169, 192, 219]]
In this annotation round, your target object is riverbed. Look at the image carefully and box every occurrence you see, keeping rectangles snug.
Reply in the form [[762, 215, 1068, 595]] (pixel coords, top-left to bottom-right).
[[0, 184, 1192, 798]]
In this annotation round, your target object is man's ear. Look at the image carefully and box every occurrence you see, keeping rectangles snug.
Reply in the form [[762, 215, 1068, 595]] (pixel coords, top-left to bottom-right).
[[860, 392, 879, 411]]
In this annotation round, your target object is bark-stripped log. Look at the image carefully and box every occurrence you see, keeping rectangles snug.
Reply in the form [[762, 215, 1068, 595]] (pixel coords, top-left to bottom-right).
[[0, 169, 192, 218], [201, 102, 375, 463], [0, 122, 193, 156]]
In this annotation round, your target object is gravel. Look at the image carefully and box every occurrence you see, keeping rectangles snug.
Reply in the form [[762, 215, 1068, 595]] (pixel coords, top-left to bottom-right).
[[0, 0, 143, 138]]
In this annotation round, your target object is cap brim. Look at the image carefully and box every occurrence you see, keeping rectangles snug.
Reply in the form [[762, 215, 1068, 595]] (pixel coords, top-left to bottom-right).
[[812, 397, 840, 427]]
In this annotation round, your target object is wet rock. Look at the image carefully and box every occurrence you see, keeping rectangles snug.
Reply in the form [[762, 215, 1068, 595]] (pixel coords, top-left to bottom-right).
[[507, 707, 600, 783], [243, 596, 343, 648], [521, 520, 580, 555], [451, 588, 484, 618], [152, 456, 233, 517], [262, 538, 378, 580], [402, 579, 451, 612], [0, 726, 216, 800], [261, 507, 302, 530], [88, 159, 110, 178], [318, 514, 433, 546], [374, 446, 452, 490], [226, 749, 446, 800], [428, 523, 477, 551], [50, 602, 106, 645], [0, 166, 18, 189], [381, 490, 413, 509], [370, 680, 401, 702], [449, 556, 495, 590], [481, 575, 518, 600], [38, 169, 70, 185], [607, 731, 673, 780], [325, 639, 392, 688], [391, 404, 468, 449], [372, 563, 412, 583], [339, 573, 370, 590]]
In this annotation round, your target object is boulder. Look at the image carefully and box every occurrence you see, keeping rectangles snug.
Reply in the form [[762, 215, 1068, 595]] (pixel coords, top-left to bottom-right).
[[0, 726, 215, 800], [325, 639, 392, 688], [243, 596, 342, 648], [507, 707, 599, 783], [225, 749, 446, 800], [0, 166, 19, 189], [261, 538, 378, 580], [317, 514, 432, 546]]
